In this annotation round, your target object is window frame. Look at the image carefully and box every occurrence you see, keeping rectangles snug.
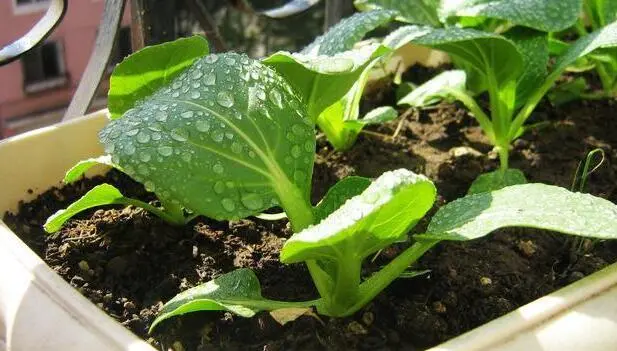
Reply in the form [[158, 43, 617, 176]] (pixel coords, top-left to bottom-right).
[[13, 0, 51, 15]]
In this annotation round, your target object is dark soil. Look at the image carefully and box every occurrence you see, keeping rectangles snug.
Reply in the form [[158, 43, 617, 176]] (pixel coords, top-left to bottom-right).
[[5, 68, 617, 350]]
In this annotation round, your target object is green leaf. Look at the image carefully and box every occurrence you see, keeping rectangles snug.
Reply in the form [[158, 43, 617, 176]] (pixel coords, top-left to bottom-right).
[[397, 70, 467, 107], [314, 176, 372, 222], [281, 169, 436, 263], [359, 106, 399, 124], [510, 20, 617, 138], [468, 168, 528, 194], [100, 53, 315, 224], [384, 26, 523, 88], [322, 106, 399, 151], [422, 183, 617, 241], [302, 10, 397, 55], [108, 36, 209, 119], [64, 155, 116, 183], [150, 268, 318, 333], [264, 10, 395, 121], [354, 0, 441, 26], [440, 0, 582, 32], [264, 45, 390, 122], [548, 77, 588, 105], [550, 20, 617, 81], [44, 184, 128, 233], [505, 27, 548, 107], [586, 0, 617, 28]]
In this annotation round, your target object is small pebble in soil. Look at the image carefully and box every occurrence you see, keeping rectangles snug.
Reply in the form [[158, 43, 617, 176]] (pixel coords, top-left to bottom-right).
[[362, 311, 374, 326], [347, 321, 368, 335], [517, 240, 537, 257], [480, 276, 492, 286], [78, 260, 90, 272], [432, 301, 447, 314], [171, 341, 184, 351]]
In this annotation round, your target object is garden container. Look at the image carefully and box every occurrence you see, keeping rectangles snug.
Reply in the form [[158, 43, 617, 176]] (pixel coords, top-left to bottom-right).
[[2, 112, 617, 351]]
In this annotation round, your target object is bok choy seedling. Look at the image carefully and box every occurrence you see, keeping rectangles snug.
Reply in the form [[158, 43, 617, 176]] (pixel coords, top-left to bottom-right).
[[264, 9, 400, 151], [383, 19, 617, 193], [150, 168, 617, 331], [550, 0, 617, 100], [40, 32, 617, 334]]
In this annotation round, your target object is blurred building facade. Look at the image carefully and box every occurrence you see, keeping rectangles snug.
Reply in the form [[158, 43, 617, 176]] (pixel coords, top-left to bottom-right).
[[0, 0, 131, 138]]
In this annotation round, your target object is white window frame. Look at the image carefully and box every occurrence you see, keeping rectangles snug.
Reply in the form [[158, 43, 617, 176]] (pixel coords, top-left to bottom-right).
[[13, 0, 51, 16], [22, 40, 68, 94]]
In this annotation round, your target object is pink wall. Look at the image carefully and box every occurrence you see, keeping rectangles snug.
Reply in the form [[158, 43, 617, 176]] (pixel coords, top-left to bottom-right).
[[0, 1, 130, 132]]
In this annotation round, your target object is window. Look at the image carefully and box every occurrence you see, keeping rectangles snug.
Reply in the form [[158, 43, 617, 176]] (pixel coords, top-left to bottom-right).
[[21, 41, 67, 93], [16, 0, 48, 4], [109, 27, 133, 69], [13, 0, 49, 14]]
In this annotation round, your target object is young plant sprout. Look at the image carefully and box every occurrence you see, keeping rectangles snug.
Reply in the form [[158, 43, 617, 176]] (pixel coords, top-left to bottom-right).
[[550, 0, 617, 100], [264, 9, 400, 151], [383, 19, 617, 193], [42, 32, 617, 336], [150, 168, 617, 330]]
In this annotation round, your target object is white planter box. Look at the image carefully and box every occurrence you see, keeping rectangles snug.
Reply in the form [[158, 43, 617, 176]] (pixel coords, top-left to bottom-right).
[[1, 111, 616, 350]]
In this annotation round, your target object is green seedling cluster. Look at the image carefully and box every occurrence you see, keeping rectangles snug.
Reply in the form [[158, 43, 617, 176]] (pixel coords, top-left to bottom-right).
[[43, 2, 617, 338]]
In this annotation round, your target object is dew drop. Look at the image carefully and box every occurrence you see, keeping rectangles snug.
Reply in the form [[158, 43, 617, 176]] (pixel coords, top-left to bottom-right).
[[196, 120, 210, 132], [151, 132, 162, 141], [192, 70, 203, 80], [181, 111, 194, 119], [157, 145, 173, 156], [291, 145, 301, 158], [171, 128, 189, 142], [204, 72, 216, 85], [149, 122, 163, 132], [154, 111, 167, 122], [138, 164, 150, 175], [144, 180, 155, 191], [139, 152, 151, 162], [190, 91, 201, 99], [126, 129, 139, 136], [292, 124, 305, 136], [214, 181, 225, 194], [216, 91, 234, 108], [211, 130, 224, 142], [293, 170, 306, 182], [248, 151, 256, 158], [221, 198, 235, 212], [172, 91, 180, 98], [124, 143, 136, 155], [136, 131, 150, 143], [225, 132, 234, 140], [181, 152, 192, 162], [231, 142, 243, 153], [105, 144, 115, 153], [269, 89, 283, 108], [206, 54, 218, 63], [241, 193, 263, 210], [255, 88, 266, 101], [224, 56, 236, 65], [213, 162, 224, 174], [172, 81, 182, 89]]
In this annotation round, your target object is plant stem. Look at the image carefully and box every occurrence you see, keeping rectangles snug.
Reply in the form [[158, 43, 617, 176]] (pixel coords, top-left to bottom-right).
[[345, 240, 438, 316], [497, 144, 509, 171], [123, 198, 186, 225], [325, 255, 361, 316]]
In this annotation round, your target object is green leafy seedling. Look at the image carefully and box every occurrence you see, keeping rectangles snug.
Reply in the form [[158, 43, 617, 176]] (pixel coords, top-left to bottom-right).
[[383, 19, 617, 192], [356, 0, 582, 32], [151, 169, 617, 331], [265, 10, 404, 151], [551, 0, 617, 99]]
